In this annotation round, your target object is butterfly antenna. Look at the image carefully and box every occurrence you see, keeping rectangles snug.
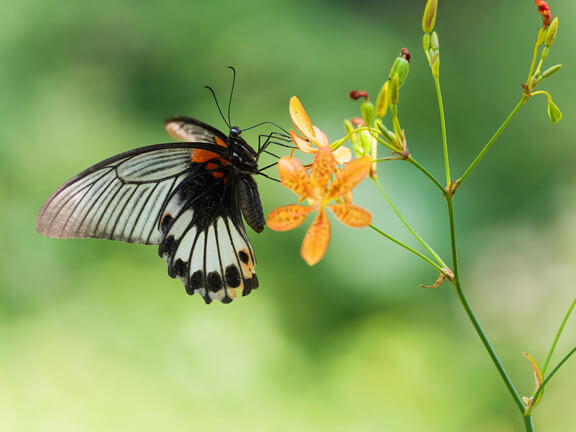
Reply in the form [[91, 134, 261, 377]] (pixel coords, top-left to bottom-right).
[[243, 121, 290, 136], [227, 66, 236, 127], [204, 85, 231, 128]]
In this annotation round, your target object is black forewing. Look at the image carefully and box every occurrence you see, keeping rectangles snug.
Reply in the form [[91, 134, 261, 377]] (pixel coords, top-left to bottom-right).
[[36, 142, 227, 245]]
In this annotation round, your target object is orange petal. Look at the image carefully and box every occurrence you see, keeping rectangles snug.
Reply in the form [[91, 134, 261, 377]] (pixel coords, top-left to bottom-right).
[[342, 190, 353, 204], [312, 126, 329, 147], [289, 96, 316, 142], [278, 157, 311, 197], [328, 204, 372, 227], [301, 209, 331, 265], [290, 129, 317, 154], [333, 146, 352, 164], [311, 146, 335, 191], [327, 155, 371, 200], [267, 205, 313, 231]]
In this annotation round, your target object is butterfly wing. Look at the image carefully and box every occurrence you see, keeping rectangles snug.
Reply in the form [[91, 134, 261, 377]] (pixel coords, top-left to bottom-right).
[[36, 142, 226, 244], [158, 171, 258, 304], [164, 116, 228, 143], [37, 134, 260, 303]]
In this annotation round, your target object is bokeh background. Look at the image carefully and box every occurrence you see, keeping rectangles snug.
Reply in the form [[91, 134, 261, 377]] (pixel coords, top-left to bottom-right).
[[1, 0, 575, 431]]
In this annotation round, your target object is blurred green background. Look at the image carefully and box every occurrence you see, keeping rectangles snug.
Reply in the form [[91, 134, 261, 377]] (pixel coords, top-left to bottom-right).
[[1, 0, 575, 431]]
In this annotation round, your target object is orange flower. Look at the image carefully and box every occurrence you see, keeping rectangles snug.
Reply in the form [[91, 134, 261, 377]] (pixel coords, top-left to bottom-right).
[[267, 146, 372, 265], [289, 96, 352, 164]]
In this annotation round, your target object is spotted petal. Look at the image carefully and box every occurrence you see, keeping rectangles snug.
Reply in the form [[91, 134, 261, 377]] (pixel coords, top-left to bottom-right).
[[301, 209, 331, 266], [278, 157, 311, 197], [267, 205, 312, 231], [329, 204, 372, 227], [327, 155, 371, 200], [311, 146, 335, 192]]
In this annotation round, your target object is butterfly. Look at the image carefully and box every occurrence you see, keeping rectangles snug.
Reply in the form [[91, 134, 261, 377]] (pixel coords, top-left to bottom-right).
[[36, 113, 287, 304]]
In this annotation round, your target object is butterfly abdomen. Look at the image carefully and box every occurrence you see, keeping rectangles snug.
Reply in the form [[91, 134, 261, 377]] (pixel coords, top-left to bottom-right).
[[239, 176, 264, 233]]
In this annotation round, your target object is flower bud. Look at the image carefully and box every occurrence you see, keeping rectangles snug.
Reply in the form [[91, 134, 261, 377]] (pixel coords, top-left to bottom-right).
[[344, 119, 357, 145], [389, 54, 410, 88], [431, 31, 439, 50], [547, 96, 562, 124], [388, 73, 400, 106], [356, 130, 375, 158], [375, 81, 389, 118], [541, 46, 549, 60], [545, 17, 558, 47], [422, 0, 438, 33], [375, 119, 396, 145], [423, 33, 430, 53], [430, 52, 440, 77], [361, 101, 374, 129], [349, 90, 368, 101], [542, 64, 562, 78]]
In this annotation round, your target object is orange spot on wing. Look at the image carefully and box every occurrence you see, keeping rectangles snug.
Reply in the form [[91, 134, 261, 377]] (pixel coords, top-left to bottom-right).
[[214, 136, 227, 148], [205, 162, 218, 170], [191, 149, 220, 164]]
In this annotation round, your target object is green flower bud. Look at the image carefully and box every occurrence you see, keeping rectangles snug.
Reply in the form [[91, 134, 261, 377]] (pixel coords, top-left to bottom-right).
[[344, 119, 357, 144], [422, 0, 438, 33], [361, 101, 374, 130], [431, 31, 439, 50], [389, 73, 400, 106], [375, 81, 389, 118], [389, 55, 410, 88], [423, 33, 430, 53], [357, 130, 375, 157], [545, 17, 558, 47], [542, 64, 562, 78], [375, 119, 396, 145], [541, 46, 549, 60], [547, 96, 562, 124], [431, 52, 440, 77]]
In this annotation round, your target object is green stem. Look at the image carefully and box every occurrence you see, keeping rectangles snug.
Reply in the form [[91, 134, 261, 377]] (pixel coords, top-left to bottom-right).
[[433, 76, 451, 186], [523, 415, 535, 432], [369, 225, 444, 273], [543, 297, 576, 374], [529, 344, 576, 415], [372, 177, 447, 268], [458, 97, 528, 186], [446, 196, 526, 414]]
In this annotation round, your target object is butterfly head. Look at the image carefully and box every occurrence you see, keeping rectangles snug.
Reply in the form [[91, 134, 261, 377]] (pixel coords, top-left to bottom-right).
[[229, 125, 241, 138]]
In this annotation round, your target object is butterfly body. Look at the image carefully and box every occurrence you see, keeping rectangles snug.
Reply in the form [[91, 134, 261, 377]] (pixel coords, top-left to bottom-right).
[[37, 116, 264, 304]]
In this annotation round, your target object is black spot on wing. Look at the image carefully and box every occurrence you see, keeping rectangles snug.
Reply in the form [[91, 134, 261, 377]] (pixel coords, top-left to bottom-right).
[[187, 270, 204, 295], [239, 251, 249, 265], [160, 214, 173, 233], [207, 271, 223, 293], [225, 265, 241, 288], [158, 235, 176, 257], [172, 259, 188, 279]]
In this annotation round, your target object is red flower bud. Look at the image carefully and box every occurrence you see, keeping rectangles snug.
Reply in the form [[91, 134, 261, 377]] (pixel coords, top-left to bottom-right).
[[401, 48, 411, 63], [349, 90, 369, 101], [535, 0, 552, 27]]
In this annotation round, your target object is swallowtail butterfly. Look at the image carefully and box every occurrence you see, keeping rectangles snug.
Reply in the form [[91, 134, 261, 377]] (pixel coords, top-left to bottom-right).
[[36, 113, 282, 304]]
